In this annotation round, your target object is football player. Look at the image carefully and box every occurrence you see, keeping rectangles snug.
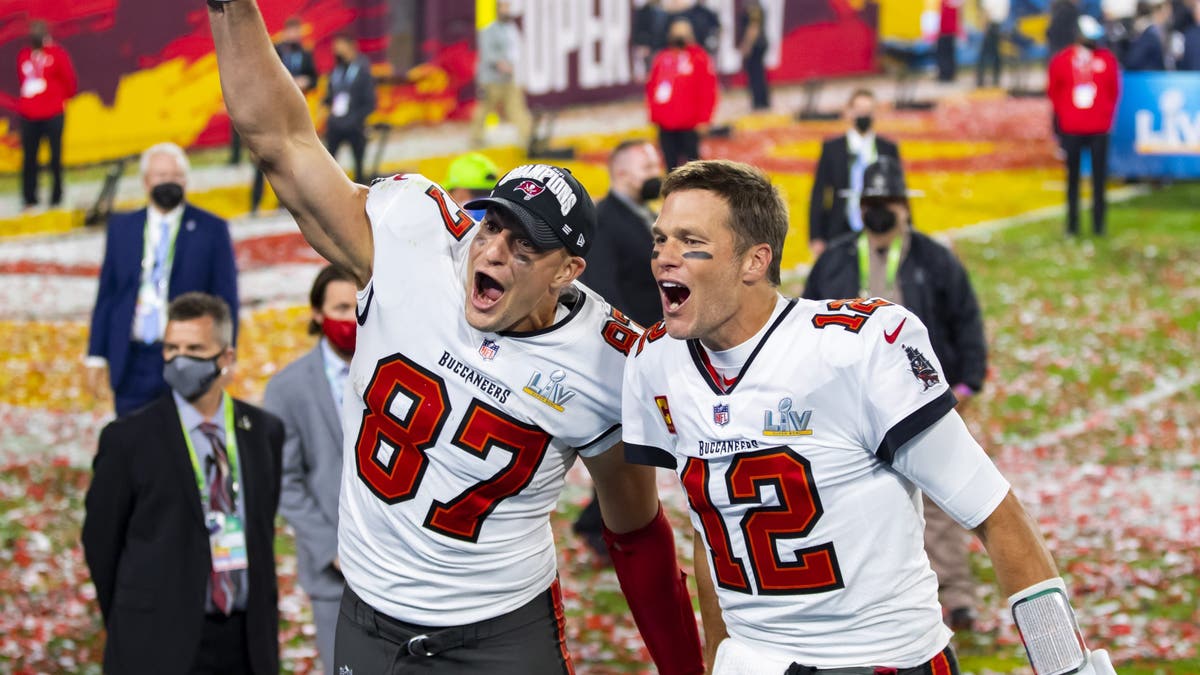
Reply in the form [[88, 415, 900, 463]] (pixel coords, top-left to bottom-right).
[[621, 159, 1117, 675], [206, 2, 703, 673]]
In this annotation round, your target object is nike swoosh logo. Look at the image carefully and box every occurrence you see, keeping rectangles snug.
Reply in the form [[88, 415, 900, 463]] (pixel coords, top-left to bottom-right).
[[883, 317, 906, 344]]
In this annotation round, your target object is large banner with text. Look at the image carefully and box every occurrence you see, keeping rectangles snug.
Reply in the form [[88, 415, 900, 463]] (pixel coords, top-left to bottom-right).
[[1110, 72, 1200, 180], [0, 0, 879, 171]]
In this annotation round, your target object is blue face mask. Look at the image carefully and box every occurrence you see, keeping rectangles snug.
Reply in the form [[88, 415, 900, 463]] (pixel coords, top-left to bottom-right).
[[466, 208, 488, 222]]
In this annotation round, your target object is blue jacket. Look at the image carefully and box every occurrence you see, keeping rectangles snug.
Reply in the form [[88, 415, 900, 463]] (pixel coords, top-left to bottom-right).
[[88, 204, 239, 388]]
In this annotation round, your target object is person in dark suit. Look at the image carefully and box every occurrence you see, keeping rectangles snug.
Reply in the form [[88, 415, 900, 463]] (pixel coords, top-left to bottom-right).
[[1124, 0, 1173, 70], [250, 16, 318, 214], [574, 139, 665, 563], [803, 158, 987, 632], [578, 139, 665, 328], [83, 292, 284, 675], [324, 33, 377, 184], [262, 265, 356, 675], [86, 142, 240, 417], [808, 89, 901, 258]]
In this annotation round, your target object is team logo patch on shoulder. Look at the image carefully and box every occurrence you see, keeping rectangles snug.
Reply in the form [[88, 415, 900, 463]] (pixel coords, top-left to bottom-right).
[[479, 338, 500, 360], [904, 344, 941, 390], [713, 402, 730, 426], [655, 396, 677, 434], [515, 180, 545, 200], [762, 397, 813, 436], [523, 369, 576, 411]]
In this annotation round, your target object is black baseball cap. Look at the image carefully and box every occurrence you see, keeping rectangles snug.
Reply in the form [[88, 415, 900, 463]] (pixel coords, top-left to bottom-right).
[[858, 157, 920, 200], [464, 164, 596, 258]]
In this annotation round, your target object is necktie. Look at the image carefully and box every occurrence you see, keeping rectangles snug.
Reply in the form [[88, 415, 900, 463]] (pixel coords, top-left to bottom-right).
[[199, 421, 239, 615], [847, 153, 869, 233], [139, 219, 172, 343]]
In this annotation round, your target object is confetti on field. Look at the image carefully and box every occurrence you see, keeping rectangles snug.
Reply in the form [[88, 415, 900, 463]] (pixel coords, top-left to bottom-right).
[[1, 96, 1197, 673]]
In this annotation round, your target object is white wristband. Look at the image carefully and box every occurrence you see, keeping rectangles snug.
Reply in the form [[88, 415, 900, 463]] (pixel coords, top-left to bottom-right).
[[1008, 577, 1088, 675]]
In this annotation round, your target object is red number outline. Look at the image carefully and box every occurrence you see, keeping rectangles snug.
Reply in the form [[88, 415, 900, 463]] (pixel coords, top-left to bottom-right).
[[601, 308, 642, 356], [682, 456, 750, 591], [684, 448, 844, 596], [355, 353, 552, 541], [354, 353, 449, 504], [726, 449, 844, 594], [811, 298, 893, 333], [426, 400, 552, 542], [426, 185, 474, 240]]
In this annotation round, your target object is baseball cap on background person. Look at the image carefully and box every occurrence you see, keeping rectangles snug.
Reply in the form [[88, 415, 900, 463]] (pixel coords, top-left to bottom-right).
[[851, 156, 924, 201], [852, 157, 923, 234], [445, 153, 502, 218], [464, 164, 597, 258]]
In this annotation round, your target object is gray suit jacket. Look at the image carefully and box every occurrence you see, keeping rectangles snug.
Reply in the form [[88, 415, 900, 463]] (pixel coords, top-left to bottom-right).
[[263, 344, 346, 600]]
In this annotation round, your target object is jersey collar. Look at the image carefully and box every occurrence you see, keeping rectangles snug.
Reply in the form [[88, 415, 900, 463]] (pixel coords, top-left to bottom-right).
[[687, 298, 797, 396]]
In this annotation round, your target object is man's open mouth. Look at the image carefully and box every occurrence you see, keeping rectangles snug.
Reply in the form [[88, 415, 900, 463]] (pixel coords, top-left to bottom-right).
[[659, 281, 691, 312], [473, 271, 505, 308]]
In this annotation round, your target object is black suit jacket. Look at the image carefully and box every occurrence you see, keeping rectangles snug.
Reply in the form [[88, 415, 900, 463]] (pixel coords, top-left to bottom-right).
[[808, 134, 901, 244], [82, 393, 284, 675], [801, 230, 987, 392], [578, 192, 662, 327]]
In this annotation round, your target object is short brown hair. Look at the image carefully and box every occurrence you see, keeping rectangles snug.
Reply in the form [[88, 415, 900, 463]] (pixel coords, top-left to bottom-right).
[[308, 264, 358, 334], [847, 88, 875, 108], [661, 160, 788, 285], [168, 292, 234, 348]]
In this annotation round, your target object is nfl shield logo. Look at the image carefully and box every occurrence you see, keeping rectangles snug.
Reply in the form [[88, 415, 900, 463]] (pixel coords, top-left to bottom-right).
[[713, 403, 730, 426], [479, 338, 500, 360]]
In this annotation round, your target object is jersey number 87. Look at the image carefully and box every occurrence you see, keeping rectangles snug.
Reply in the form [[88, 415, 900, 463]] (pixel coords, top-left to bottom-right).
[[354, 352, 551, 542]]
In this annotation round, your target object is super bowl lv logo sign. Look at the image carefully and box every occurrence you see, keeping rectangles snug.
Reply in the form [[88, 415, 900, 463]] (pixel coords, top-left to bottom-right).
[[523, 369, 576, 411], [762, 398, 813, 437]]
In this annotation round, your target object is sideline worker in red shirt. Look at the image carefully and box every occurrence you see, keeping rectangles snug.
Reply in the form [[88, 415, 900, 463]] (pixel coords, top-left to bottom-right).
[[646, 18, 717, 172], [1048, 15, 1120, 237], [16, 20, 77, 211]]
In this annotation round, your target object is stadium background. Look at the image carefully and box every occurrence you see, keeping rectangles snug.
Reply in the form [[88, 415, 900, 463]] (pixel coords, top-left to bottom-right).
[[0, 0, 1197, 673]]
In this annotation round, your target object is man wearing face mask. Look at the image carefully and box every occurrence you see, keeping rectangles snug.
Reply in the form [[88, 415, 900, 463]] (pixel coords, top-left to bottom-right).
[[87, 142, 240, 416], [263, 265, 357, 674], [808, 89, 901, 259], [15, 20, 76, 212], [247, 16, 318, 214], [573, 139, 665, 563], [324, 33, 376, 184], [83, 292, 283, 675], [646, 18, 718, 171], [802, 157, 988, 632], [443, 152, 502, 220]]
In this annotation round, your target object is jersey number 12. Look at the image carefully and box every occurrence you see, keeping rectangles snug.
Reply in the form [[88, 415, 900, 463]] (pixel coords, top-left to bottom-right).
[[683, 447, 845, 595]]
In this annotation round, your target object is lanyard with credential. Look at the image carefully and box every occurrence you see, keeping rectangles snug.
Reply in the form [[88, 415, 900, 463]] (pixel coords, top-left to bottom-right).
[[141, 213, 180, 285], [178, 393, 242, 514], [858, 235, 902, 298]]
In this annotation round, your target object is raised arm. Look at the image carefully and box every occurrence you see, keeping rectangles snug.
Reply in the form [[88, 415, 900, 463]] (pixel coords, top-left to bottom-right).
[[207, 0, 373, 286]]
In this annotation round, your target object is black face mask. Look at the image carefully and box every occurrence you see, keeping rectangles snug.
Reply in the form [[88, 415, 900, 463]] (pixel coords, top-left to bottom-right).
[[854, 115, 873, 133], [639, 176, 663, 203], [862, 205, 897, 234], [151, 182, 185, 211], [30, 36, 46, 49], [670, 37, 688, 49]]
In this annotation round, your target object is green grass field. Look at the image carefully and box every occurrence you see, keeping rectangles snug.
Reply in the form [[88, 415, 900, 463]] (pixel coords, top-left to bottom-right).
[[1, 184, 1197, 673]]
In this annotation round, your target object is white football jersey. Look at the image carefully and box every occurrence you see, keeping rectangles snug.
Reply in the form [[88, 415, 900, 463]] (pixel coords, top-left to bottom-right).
[[338, 174, 636, 626], [622, 297, 957, 668]]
